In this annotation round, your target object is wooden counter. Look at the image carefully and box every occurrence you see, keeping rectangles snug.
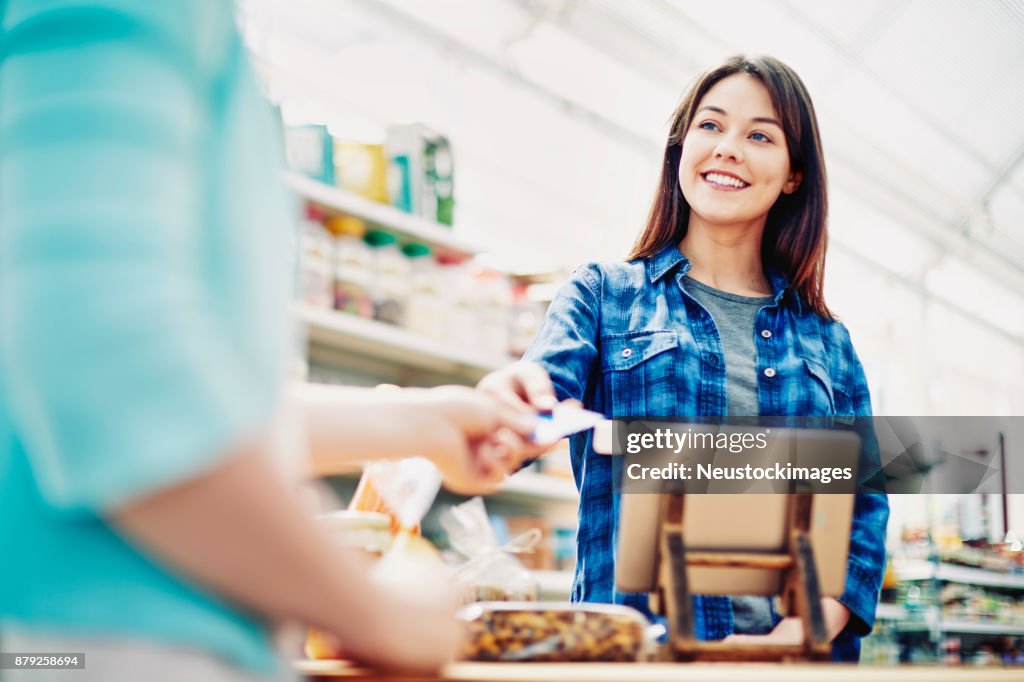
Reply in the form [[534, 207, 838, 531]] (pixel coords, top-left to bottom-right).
[[297, 660, 1024, 682]]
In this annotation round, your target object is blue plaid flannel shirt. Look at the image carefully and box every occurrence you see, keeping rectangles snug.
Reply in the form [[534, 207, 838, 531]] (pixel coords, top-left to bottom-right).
[[523, 243, 889, 662]]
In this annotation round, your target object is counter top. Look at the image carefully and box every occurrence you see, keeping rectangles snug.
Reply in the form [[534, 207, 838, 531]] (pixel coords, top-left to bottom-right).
[[297, 661, 1024, 682]]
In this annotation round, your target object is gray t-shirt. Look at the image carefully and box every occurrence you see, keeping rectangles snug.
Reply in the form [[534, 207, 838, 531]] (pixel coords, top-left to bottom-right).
[[683, 277, 776, 634]]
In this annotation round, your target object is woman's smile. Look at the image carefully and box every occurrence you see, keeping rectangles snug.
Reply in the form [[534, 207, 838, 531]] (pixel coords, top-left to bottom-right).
[[701, 170, 750, 190]]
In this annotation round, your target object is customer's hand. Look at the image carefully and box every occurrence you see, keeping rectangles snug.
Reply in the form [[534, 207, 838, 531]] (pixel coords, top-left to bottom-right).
[[412, 385, 538, 495], [476, 362, 577, 472]]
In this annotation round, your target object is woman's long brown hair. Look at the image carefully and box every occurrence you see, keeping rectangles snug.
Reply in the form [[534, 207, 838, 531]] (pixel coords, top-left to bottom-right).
[[628, 55, 833, 319]]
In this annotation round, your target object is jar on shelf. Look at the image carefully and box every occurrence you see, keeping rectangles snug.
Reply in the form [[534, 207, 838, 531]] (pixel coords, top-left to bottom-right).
[[473, 268, 511, 358], [325, 215, 374, 318], [402, 243, 444, 340], [364, 230, 409, 326], [298, 205, 334, 308], [437, 253, 478, 350]]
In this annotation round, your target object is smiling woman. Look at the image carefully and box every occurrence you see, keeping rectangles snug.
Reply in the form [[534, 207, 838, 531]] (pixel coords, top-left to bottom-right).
[[477, 55, 889, 664], [632, 55, 829, 313]]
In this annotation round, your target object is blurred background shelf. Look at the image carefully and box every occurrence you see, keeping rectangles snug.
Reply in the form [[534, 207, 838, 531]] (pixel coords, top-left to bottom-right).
[[296, 303, 511, 383], [893, 609, 1024, 636], [533, 569, 573, 600], [497, 472, 578, 504], [285, 172, 479, 257], [875, 603, 908, 621], [894, 560, 1024, 590]]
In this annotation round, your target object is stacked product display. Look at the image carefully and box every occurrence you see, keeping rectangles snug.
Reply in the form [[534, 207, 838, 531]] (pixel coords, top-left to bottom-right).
[[284, 123, 454, 227], [864, 514, 1024, 666], [296, 202, 513, 360]]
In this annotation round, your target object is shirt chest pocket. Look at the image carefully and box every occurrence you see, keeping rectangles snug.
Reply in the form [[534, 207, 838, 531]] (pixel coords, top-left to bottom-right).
[[600, 331, 678, 416], [802, 358, 844, 416]]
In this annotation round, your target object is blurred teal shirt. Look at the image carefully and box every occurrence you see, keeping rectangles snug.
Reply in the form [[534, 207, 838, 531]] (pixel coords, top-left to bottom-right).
[[0, 0, 293, 673]]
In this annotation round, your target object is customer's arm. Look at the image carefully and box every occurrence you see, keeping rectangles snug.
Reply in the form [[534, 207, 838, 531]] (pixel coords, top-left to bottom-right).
[[290, 382, 537, 493], [0, 7, 455, 673], [109, 444, 457, 673]]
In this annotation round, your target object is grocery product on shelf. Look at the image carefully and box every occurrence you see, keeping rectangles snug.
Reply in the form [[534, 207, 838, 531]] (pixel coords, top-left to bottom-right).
[[553, 526, 577, 572], [437, 253, 480, 350], [508, 279, 549, 358], [364, 230, 410, 326], [387, 123, 454, 226], [334, 139, 389, 203], [298, 205, 334, 308], [284, 124, 334, 185], [325, 215, 374, 318], [402, 243, 444, 339], [457, 602, 650, 662], [473, 268, 511, 359]]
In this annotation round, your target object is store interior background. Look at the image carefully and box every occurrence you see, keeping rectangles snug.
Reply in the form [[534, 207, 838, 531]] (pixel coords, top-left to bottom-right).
[[239, 0, 1024, 665]]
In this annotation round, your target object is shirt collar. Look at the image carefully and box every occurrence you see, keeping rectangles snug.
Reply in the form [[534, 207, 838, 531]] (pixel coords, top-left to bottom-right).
[[646, 242, 689, 283], [644, 242, 803, 314]]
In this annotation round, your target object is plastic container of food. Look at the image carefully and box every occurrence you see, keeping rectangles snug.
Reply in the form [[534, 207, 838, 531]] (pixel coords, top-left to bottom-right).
[[457, 601, 651, 662]]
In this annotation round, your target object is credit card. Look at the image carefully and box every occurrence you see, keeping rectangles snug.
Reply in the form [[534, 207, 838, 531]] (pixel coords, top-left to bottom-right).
[[532, 404, 604, 443]]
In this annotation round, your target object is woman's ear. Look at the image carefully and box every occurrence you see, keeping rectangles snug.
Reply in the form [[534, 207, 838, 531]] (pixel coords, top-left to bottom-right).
[[782, 169, 803, 195]]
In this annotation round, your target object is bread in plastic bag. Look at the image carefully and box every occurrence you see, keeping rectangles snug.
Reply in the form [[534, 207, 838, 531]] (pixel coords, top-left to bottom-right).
[[441, 497, 539, 604]]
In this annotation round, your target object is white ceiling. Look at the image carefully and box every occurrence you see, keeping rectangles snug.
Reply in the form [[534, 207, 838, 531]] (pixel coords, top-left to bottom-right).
[[240, 0, 1024, 341]]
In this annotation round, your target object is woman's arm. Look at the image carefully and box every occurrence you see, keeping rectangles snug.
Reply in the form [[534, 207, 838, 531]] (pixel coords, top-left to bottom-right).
[[830, 324, 890, 638], [477, 265, 603, 470]]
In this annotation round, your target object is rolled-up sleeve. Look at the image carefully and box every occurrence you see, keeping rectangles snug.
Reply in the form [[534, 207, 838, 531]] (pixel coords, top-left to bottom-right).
[[0, 5, 275, 511]]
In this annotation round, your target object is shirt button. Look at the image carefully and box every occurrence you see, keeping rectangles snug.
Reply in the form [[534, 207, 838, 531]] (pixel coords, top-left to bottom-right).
[[763, 367, 777, 378], [706, 353, 720, 367], [761, 329, 772, 339], [621, 348, 632, 359]]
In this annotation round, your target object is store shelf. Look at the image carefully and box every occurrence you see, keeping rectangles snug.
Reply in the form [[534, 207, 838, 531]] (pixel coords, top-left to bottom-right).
[[285, 172, 479, 257], [940, 620, 1024, 636], [893, 609, 1024, 636], [319, 469, 578, 509], [533, 569, 573, 599], [894, 560, 1024, 590], [296, 303, 511, 382], [497, 472, 579, 503], [876, 603, 908, 621]]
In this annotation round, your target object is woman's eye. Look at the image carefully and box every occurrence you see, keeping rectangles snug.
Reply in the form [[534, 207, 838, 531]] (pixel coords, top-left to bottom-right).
[[698, 121, 720, 132], [750, 131, 772, 143]]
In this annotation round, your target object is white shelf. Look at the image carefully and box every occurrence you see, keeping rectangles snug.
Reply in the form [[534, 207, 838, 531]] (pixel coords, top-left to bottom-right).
[[894, 610, 1024, 636], [497, 472, 579, 503], [876, 603, 908, 620], [296, 303, 510, 382], [894, 560, 1024, 590], [940, 619, 1024, 635], [285, 172, 479, 257], [533, 569, 573, 598]]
